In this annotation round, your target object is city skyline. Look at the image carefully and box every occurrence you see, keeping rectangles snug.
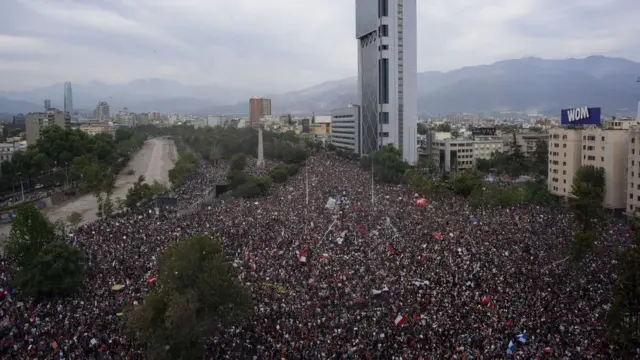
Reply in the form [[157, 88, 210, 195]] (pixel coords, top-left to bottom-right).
[[0, 0, 638, 92]]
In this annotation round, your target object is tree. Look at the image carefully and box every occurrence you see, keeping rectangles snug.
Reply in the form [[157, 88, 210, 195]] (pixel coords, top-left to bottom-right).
[[607, 220, 640, 355], [360, 145, 409, 184], [531, 138, 549, 177], [7, 204, 56, 267], [7, 204, 84, 298], [568, 165, 605, 261], [435, 123, 452, 132], [66, 211, 84, 229], [13, 241, 84, 298], [127, 235, 253, 360], [417, 123, 428, 135], [229, 153, 247, 173], [452, 170, 482, 197]]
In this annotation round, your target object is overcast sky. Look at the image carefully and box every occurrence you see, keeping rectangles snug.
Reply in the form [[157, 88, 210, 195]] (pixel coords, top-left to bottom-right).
[[0, 0, 638, 92]]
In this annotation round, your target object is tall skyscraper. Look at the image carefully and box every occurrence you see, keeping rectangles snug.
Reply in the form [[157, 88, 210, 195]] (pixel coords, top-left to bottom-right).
[[44, 99, 51, 110], [355, 0, 418, 164], [249, 97, 272, 125], [64, 82, 73, 115]]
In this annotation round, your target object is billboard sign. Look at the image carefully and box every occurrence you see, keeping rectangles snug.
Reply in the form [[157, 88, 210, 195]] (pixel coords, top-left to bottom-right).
[[561, 107, 601, 125], [471, 127, 497, 136]]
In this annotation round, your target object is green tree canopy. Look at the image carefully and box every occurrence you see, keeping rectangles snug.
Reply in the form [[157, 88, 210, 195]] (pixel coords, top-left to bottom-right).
[[360, 145, 409, 184], [127, 235, 253, 360], [7, 204, 84, 298], [452, 170, 482, 197]]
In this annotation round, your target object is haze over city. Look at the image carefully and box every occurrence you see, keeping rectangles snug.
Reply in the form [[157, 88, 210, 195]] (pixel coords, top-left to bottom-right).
[[1, 0, 639, 92]]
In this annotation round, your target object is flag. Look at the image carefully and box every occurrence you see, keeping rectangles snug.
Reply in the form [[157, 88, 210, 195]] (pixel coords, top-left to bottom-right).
[[434, 232, 442, 241], [481, 296, 491, 305], [387, 244, 400, 255], [544, 347, 552, 354], [394, 314, 408, 327], [320, 253, 329, 260], [506, 340, 515, 355], [516, 332, 529, 344], [299, 248, 308, 263]]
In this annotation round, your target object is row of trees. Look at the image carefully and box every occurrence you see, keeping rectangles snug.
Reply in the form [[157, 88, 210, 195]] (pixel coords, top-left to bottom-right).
[[0, 126, 147, 196], [124, 175, 168, 209], [168, 146, 200, 188]]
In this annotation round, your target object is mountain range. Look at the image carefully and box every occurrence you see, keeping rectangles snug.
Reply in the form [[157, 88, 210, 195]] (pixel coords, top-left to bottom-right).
[[1, 56, 639, 117]]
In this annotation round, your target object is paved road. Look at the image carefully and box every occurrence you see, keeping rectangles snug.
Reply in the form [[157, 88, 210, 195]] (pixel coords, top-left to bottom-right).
[[0, 138, 176, 235]]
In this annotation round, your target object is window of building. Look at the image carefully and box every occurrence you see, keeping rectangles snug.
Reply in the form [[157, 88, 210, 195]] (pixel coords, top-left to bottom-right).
[[378, 58, 389, 104], [562, 144, 566, 148], [379, 25, 389, 37], [379, 112, 389, 124], [379, 132, 389, 137], [631, 194, 634, 199], [378, 0, 389, 17], [601, 157, 604, 162], [601, 136, 605, 141], [633, 137, 636, 144]]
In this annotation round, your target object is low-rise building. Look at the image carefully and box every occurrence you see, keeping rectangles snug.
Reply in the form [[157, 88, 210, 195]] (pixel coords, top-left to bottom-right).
[[430, 138, 475, 172], [472, 136, 504, 163], [0, 141, 26, 163], [79, 124, 116, 137], [330, 106, 360, 153]]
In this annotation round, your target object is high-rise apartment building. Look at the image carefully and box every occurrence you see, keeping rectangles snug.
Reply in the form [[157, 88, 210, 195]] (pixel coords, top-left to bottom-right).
[[25, 109, 71, 145], [116, 109, 136, 127], [249, 97, 272, 125], [63, 82, 73, 115], [44, 99, 51, 111], [331, 105, 361, 153], [355, 0, 418, 164], [95, 102, 110, 122], [548, 119, 636, 209]]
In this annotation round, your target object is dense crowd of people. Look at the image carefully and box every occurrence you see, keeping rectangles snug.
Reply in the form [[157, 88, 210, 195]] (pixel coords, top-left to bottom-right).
[[0, 146, 631, 359]]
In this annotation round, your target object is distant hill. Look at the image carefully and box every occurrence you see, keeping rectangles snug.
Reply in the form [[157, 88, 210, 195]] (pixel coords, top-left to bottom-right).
[[197, 56, 640, 116], [0, 97, 41, 114], [2, 56, 640, 116]]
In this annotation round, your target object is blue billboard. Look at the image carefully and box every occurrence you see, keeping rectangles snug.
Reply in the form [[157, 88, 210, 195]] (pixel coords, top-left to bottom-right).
[[560, 107, 601, 125]]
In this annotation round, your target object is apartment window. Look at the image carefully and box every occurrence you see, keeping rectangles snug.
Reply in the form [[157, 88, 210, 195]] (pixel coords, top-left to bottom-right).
[[631, 194, 634, 199], [563, 162, 566, 166], [562, 135, 567, 140], [601, 157, 604, 162], [562, 170, 566, 175], [379, 25, 389, 37], [602, 136, 605, 141], [378, 58, 389, 104], [562, 144, 566, 148], [633, 137, 636, 144], [379, 112, 389, 124], [563, 179, 566, 184], [378, 0, 389, 17], [379, 132, 389, 138], [587, 155, 595, 161]]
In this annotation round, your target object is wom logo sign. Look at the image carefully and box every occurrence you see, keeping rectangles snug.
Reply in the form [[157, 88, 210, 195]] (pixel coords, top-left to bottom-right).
[[560, 107, 601, 125], [566, 107, 590, 122]]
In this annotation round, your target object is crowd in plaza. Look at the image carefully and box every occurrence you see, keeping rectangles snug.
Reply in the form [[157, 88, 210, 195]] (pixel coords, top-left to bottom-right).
[[0, 149, 630, 359]]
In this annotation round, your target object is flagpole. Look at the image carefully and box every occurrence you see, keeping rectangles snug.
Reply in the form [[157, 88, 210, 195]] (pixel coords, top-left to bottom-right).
[[371, 154, 375, 206]]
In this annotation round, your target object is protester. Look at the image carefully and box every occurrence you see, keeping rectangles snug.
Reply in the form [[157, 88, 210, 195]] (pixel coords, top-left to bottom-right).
[[0, 151, 624, 359]]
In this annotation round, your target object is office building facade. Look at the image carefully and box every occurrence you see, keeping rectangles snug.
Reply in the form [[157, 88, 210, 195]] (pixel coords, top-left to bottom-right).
[[355, 0, 418, 164], [249, 97, 272, 125], [95, 102, 110, 122], [331, 106, 360, 153], [44, 99, 51, 111], [63, 82, 73, 115]]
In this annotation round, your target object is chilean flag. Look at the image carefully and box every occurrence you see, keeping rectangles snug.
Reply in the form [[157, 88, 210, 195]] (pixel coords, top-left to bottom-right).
[[299, 248, 308, 263], [394, 314, 408, 327]]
